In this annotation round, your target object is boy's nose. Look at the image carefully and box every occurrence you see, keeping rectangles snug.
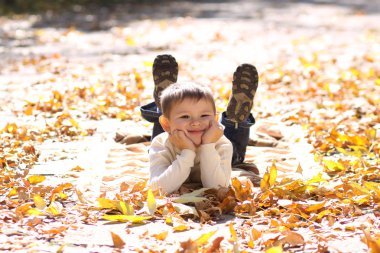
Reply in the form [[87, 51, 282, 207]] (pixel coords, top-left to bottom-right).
[[190, 119, 201, 126]]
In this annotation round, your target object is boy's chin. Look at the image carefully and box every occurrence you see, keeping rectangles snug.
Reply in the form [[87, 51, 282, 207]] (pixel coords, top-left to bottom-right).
[[191, 138, 202, 147]]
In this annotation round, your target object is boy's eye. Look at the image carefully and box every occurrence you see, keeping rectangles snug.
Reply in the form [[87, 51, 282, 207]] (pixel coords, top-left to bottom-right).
[[180, 115, 190, 119], [201, 114, 211, 118]]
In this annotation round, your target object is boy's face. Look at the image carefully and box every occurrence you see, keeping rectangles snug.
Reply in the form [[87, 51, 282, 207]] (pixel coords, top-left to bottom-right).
[[163, 98, 216, 146]]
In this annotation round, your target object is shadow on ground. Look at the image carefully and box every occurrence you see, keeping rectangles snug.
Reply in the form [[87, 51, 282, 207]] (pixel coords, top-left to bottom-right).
[[2, 0, 378, 31]]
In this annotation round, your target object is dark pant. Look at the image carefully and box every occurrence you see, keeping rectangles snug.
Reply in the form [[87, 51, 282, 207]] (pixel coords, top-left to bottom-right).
[[140, 102, 255, 165]]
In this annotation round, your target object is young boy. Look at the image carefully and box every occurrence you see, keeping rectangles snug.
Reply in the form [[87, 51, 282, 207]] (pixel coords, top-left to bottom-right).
[[149, 82, 233, 193], [140, 55, 259, 194]]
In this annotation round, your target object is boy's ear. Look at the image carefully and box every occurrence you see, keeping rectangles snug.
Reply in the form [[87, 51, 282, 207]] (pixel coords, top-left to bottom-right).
[[159, 115, 171, 132], [214, 114, 219, 122]]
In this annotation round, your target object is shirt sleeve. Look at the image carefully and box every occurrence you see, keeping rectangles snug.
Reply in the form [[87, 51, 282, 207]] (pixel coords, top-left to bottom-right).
[[198, 139, 232, 188], [148, 137, 196, 194]]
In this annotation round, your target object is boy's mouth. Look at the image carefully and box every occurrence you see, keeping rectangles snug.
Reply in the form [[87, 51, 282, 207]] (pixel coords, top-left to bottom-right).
[[187, 130, 204, 135]]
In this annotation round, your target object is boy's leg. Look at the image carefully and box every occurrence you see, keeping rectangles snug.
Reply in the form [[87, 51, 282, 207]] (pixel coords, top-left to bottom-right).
[[140, 54, 178, 140], [221, 112, 255, 165], [140, 101, 164, 140], [153, 54, 178, 112], [222, 64, 259, 167]]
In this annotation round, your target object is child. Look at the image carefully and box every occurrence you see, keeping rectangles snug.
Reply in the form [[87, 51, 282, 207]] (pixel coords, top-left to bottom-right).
[[140, 55, 258, 194], [149, 82, 233, 193]]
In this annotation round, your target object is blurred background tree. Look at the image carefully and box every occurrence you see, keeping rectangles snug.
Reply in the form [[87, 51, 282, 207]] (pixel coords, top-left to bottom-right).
[[0, 0, 158, 15]]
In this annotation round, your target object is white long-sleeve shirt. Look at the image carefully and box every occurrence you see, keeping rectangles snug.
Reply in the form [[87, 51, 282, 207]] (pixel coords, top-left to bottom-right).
[[148, 132, 233, 194]]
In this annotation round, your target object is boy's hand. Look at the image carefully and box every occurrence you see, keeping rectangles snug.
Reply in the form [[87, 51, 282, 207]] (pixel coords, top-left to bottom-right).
[[169, 130, 196, 151], [202, 120, 224, 144]]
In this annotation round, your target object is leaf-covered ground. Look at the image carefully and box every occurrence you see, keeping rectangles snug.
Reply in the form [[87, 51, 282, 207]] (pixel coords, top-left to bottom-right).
[[1, 1, 380, 252]]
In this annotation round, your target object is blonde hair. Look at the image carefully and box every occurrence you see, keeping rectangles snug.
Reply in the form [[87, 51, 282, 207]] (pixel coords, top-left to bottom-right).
[[160, 82, 216, 118]]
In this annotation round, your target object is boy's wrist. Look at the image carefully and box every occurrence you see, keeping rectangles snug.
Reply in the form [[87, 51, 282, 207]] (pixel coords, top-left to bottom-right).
[[199, 142, 216, 150], [181, 148, 196, 155], [202, 136, 220, 144], [202, 139, 216, 144], [180, 146, 196, 152]]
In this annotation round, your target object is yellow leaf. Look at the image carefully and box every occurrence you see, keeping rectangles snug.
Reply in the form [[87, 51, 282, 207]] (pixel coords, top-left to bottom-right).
[[336, 147, 362, 157], [305, 201, 326, 212], [116, 201, 127, 215], [363, 230, 380, 253], [69, 118, 79, 128], [316, 209, 331, 220], [364, 128, 376, 140], [102, 215, 151, 223], [7, 188, 17, 197], [46, 201, 63, 216], [24, 105, 33, 116], [266, 246, 283, 253], [173, 224, 189, 232], [172, 196, 207, 203], [261, 161, 277, 190], [97, 198, 118, 209], [27, 175, 46, 185], [260, 171, 270, 191], [125, 201, 135, 215], [375, 79, 380, 86], [57, 244, 65, 253], [153, 231, 168, 241], [270, 219, 280, 227], [229, 223, 237, 242], [33, 195, 46, 210], [195, 230, 217, 246], [143, 61, 153, 67], [26, 208, 43, 216], [349, 182, 371, 195], [323, 160, 345, 173], [126, 35, 136, 46], [110, 232, 125, 249], [269, 162, 278, 186], [306, 173, 326, 184], [352, 195, 370, 205], [147, 189, 157, 215], [364, 182, 380, 197], [3, 123, 18, 134], [15, 203, 32, 217], [50, 183, 73, 202], [172, 188, 208, 203], [134, 71, 144, 89]]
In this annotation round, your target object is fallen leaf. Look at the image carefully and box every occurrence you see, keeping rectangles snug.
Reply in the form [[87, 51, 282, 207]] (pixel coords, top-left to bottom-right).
[[173, 224, 190, 232], [27, 175, 46, 185], [102, 215, 151, 223], [195, 230, 217, 246], [153, 231, 168, 241], [266, 245, 283, 253], [33, 194, 46, 210], [110, 231, 125, 248], [147, 189, 157, 215]]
